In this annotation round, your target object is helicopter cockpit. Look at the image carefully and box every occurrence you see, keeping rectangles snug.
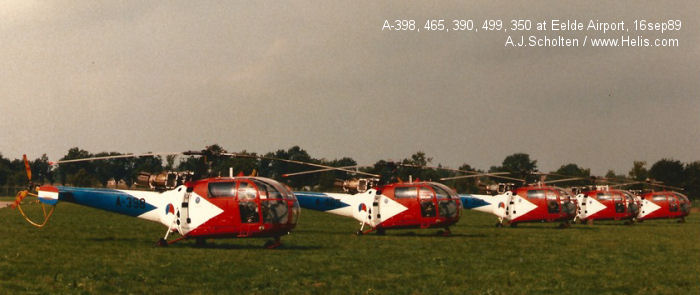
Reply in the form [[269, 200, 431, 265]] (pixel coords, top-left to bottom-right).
[[393, 183, 459, 219], [207, 177, 299, 226], [674, 192, 691, 214], [431, 182, 460, 218]]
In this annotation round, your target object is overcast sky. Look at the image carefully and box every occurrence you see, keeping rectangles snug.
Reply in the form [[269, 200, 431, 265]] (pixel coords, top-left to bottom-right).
[[1, 1, 698, 175]]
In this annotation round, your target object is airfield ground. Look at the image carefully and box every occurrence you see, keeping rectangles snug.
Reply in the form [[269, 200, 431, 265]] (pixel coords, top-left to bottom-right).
[[1, 199, 698, 294]]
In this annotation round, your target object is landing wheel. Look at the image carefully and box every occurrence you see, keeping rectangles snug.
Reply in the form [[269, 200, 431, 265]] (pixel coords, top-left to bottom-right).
[[376, 228, 386, 235], [156, 238, 168, 247], [355, 230, 363, 236], [264, 236, 282, 249], [436, 228, 451, 236], [558, 221, 571, 229], [495, 222, 504, 228], [678, 217, 686, 223]]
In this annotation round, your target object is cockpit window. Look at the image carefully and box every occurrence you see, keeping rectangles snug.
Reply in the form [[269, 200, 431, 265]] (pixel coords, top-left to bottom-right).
[[251, 179, 282, 200], [394, 187, 417, 199], [652, 195, 667, 202], [673, 192, 689, 203], [597, 193, 612, 200], [431, 183, 458, 218], [255, 177, 295, 200], [612, 193, 622, 201], [209, 182, 236, 198], [432, 185, 450, 199], [556, 188, 572, 199], [237, 181, 257, 201], [419, 187, 434, 200], [527, 190, 545, 199], [431, 183, 456, 199]]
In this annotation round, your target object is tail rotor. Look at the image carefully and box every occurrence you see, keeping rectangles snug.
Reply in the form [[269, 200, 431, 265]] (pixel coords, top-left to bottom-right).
[[11, 154, 56, 228]]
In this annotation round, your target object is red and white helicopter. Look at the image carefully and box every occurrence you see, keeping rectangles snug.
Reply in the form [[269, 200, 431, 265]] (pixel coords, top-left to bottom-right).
[[455, 174, 581, 228], [609, 180, 691, 223], [572, 177, 691, 224], [573, 185, 641, 225], [636, 190, 691, 222], [12, 152, 303, 248], [286, 163, 464, 236]]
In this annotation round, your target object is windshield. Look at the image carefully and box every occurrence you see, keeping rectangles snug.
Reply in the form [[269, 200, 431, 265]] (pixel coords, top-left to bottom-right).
[[431, 183, 457, 199], [673, 192, 689, 203], [251, 177, 296, 201], [556, 188, 572, 199]]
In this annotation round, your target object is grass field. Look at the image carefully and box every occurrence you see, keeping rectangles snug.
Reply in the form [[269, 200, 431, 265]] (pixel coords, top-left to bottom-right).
[[1, 200, 699, 294]]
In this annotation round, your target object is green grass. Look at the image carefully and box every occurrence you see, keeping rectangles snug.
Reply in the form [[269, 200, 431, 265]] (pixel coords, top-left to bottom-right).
[[1, 202, 698, 294]]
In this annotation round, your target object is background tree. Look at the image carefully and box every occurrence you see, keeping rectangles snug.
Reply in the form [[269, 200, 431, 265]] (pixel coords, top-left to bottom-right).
[[627, 161, 649, 190], [263, 146, 319, 190], [32, 154, 54, 185], [683, 161, 700, 200], [317, 157, 357, 191], [67, 168, 99, 187], [212, 150, 259, 177], [164, 154, 177, 170], [93, 152, 121, 187], [628, 161, 649, 181], [552, 163, 590, 186], [364, 160, 399, 185], [450, 163, 481, 194], [57, 147, 93, 185], [490, 153, 538, 183], [605, 170, 626, 180], [398, 151, 439, 182], [649, 159, 684, 189], [0, 153, 11, 187]]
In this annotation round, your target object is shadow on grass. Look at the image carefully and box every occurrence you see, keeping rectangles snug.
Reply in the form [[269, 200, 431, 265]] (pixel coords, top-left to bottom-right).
[[87, 236, 156, 243], [85, 236, 321, 250], [293, 229, 360, 236], [385, 232, 488, 238], [502, 224, 600, 231], [164, 242, 322, 250]]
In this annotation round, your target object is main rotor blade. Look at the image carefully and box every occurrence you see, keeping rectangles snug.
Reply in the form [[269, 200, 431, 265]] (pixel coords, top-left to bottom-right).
[[50, 152, 181, 165], [609, 180, 684, 191], [282, 165, 359, 177], [22, 154, 31, 181], [645, 182, 684, 191], [221, 153, 380, 178], [543, 177, 587, 184], [399, 163, 522, 182], [399, 163, 481, 175], [441, 173, 524, 182]]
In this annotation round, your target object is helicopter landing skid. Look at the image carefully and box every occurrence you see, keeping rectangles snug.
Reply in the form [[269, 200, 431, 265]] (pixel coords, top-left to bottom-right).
[[264, 236, 282, 249], [156, 235, 187, 247], [436, 227, 451, 236]]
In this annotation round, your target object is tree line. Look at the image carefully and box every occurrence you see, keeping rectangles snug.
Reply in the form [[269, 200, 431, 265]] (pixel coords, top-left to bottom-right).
[[0, 146, 698, 199]]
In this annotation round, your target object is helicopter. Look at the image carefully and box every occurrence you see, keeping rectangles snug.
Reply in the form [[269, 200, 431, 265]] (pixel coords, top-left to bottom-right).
[[450, 173, 581, 228], [287, 162, 463, 236], [636, 190, 691, 222], [12, 151, 302, 248], [573, 185, 640, 225], [606, 179, 692, 223]]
